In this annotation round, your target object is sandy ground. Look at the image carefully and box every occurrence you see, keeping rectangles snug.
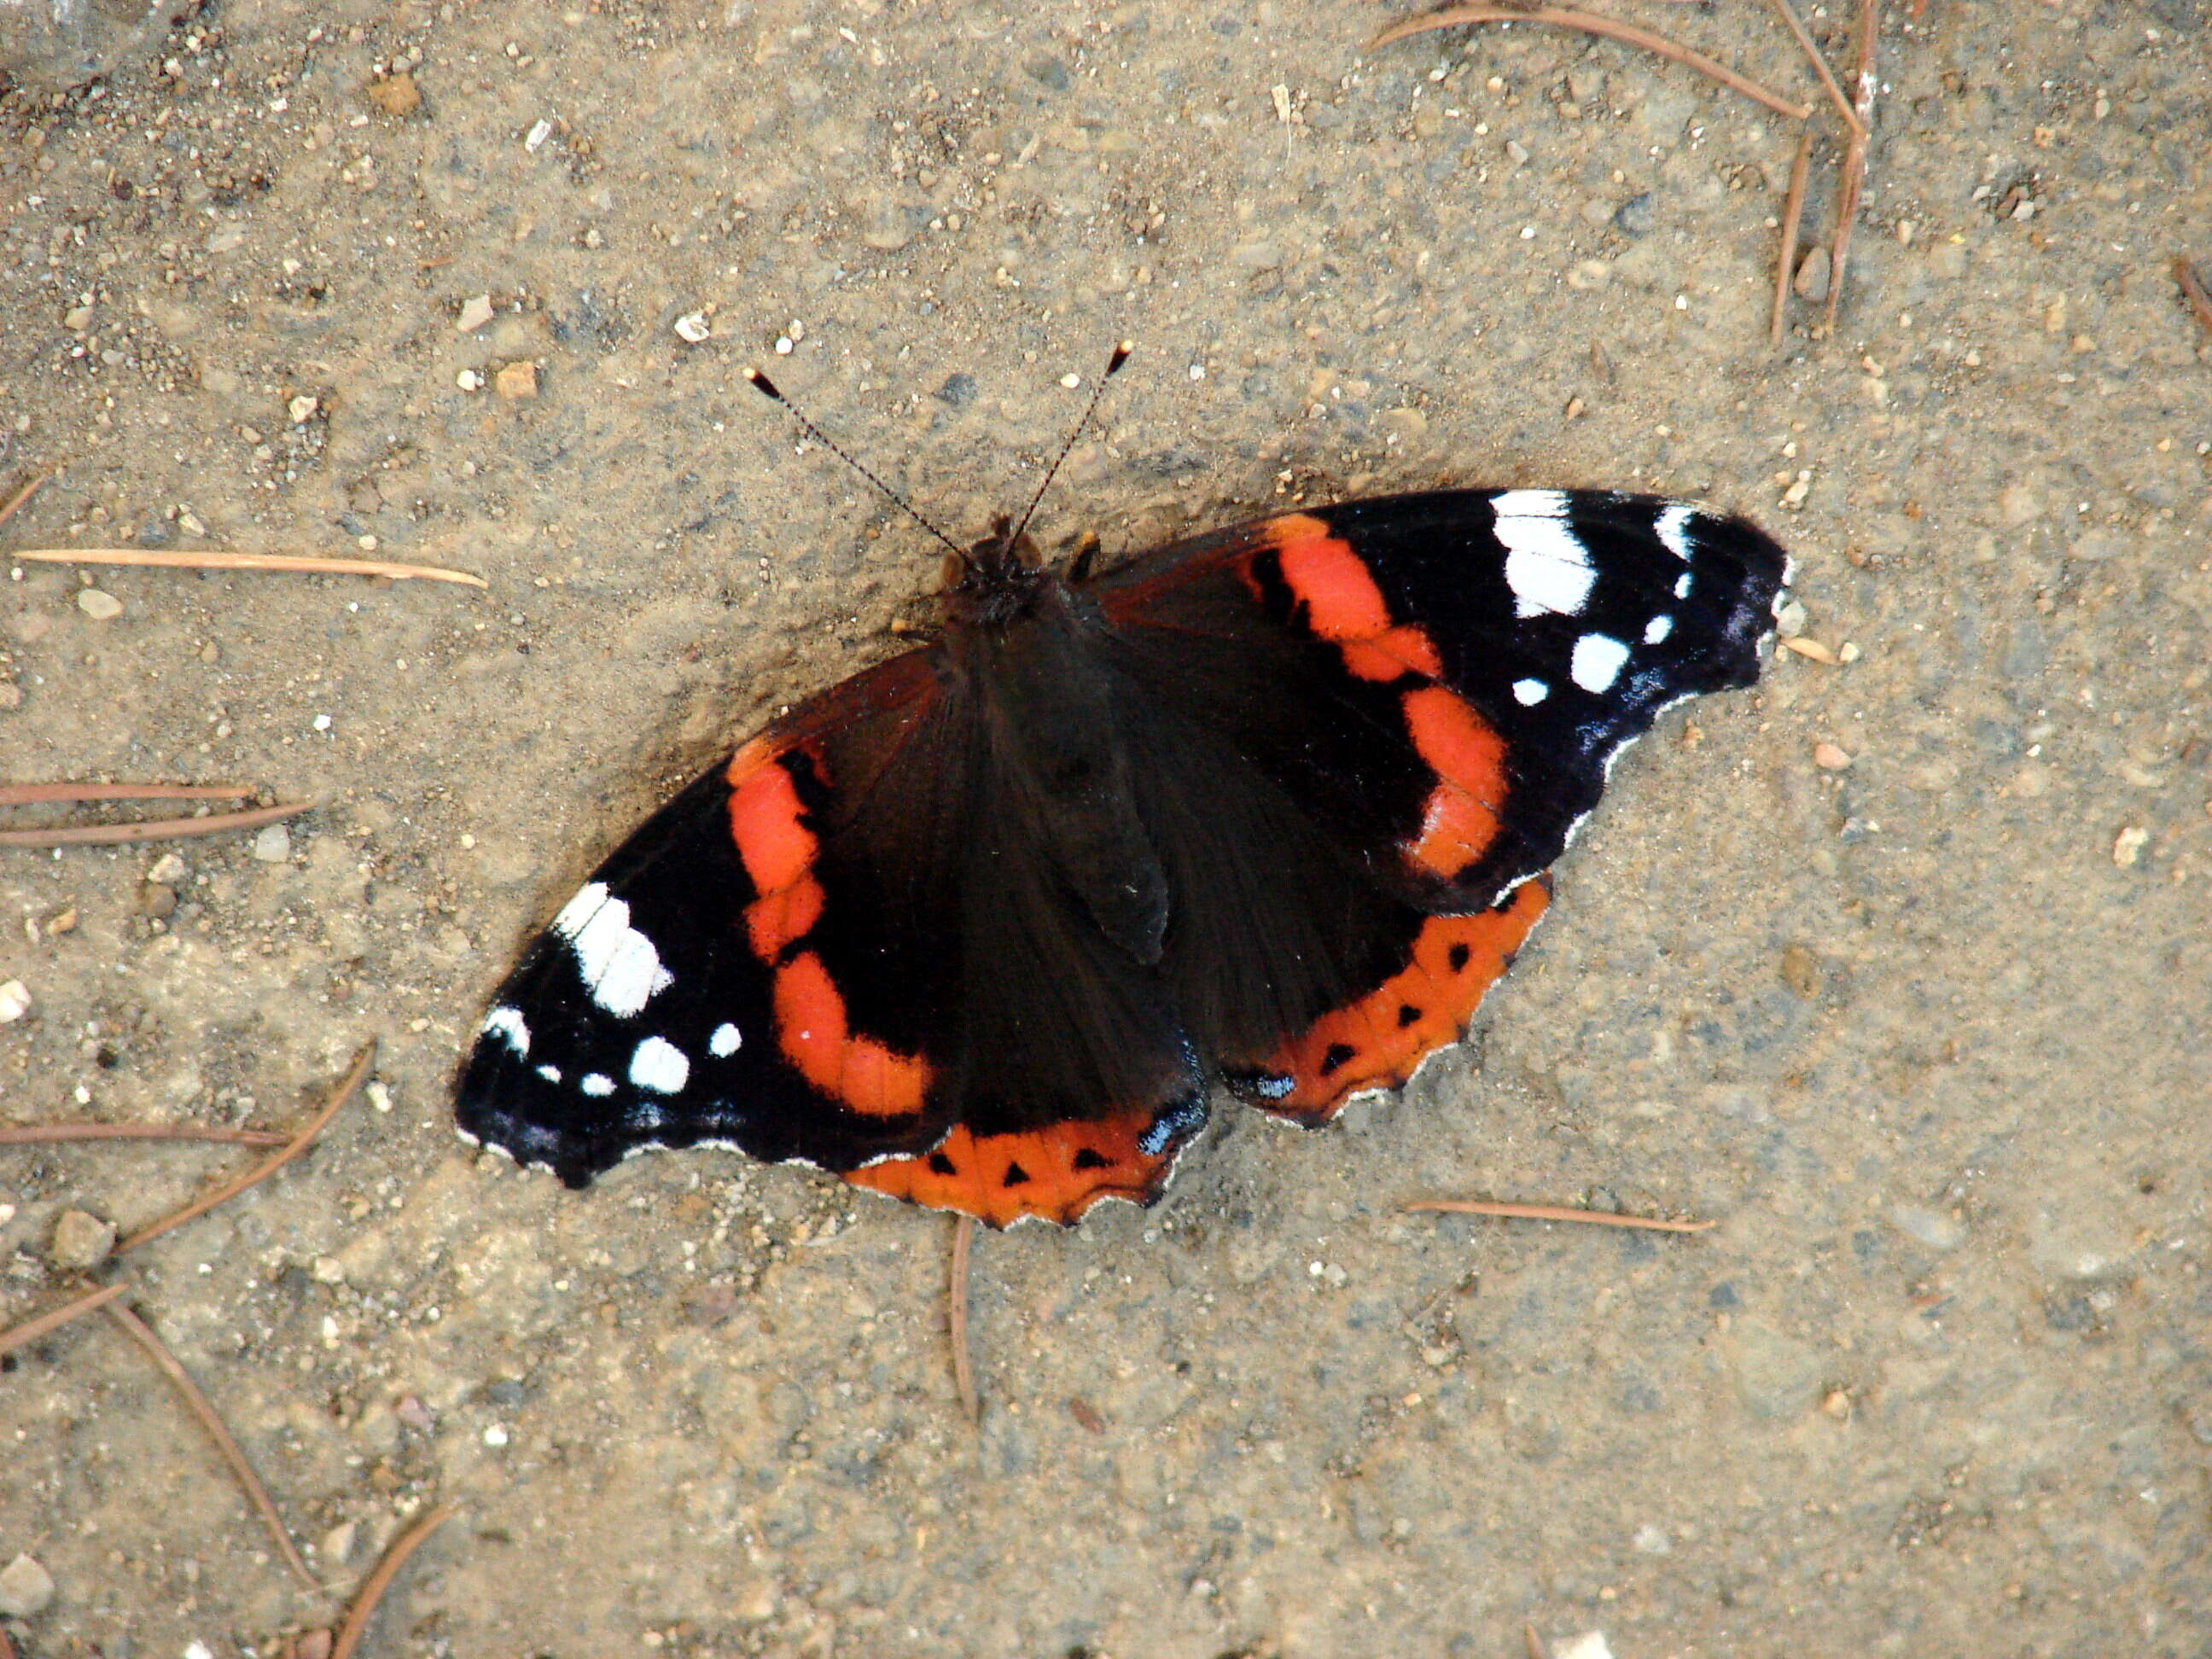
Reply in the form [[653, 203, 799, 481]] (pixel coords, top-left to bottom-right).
[[2, 1, 2209, 1655]]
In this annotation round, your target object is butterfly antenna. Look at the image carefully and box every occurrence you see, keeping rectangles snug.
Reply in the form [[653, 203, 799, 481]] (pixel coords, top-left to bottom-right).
[[744, 367, 964, 556], [1004, 341, 1132, 550]]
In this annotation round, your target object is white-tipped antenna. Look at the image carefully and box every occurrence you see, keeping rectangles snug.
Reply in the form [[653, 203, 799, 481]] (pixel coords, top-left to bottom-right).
[[1004, 341, 1132, 550], [743, 367, 964, 556]]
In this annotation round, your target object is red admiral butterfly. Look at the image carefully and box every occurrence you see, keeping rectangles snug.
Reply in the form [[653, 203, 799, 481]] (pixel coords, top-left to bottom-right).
[[457, 356, 1788, 1226]]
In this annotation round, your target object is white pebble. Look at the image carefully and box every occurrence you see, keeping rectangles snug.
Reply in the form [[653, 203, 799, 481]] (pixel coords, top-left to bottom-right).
[[77, 588, 124, 620], [455, 294, 495, 333], [524, 118, 554, 153], [251, 823, 292, 863], [0, 980, 29, 1022], [673, 311, 712, 344], [484, 1423, 510, 1447], [311, 713, 332, 732], [456, 368, 484, 392], [773, 335, 794, 355]]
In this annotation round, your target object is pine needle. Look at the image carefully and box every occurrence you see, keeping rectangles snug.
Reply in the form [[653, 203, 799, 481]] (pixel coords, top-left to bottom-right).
[[950, 1214, 981, 1423], [0, 799, 311, 848], [9, 546, 486, 587], [1404, 1198, 1716, 1233], [102, 1298, 317, 1585], [0, 1280, 129, 1359], [118, 1041, 375, 1254], [0, 1123, 289, 1148], [330, 1505, 459, 1659], [1773, 125, 1817, 344], [1371, 5, 1812, 123]]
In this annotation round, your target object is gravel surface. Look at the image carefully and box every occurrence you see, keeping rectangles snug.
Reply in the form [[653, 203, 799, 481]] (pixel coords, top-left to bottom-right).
[[3, 3, 2208, 1656]]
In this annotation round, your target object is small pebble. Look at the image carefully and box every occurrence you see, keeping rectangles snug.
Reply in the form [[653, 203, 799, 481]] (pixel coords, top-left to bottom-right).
[[1782, 636, 1840, 665], [2112, 825, 2148, 866], [77, 588, 124, 620], [1774, 598, 1808, 637], [365, 70, 420, 117], [320, 1521, 357, 1564], [137, 881, 178, 918], [1794, 247, 1831, 301], [673, 312, 712, 344], [1889, 1202, 1967, 1250], [456, 368, 484, 392], [1813, 742, 1853, 771], [0, 980, 29, 1022], [455, 294, 495, 333], [49, 1208, 117, 1271], [252, 823, 293, 863], [1612, 192, 1655, 236], [0, 1552, 55, 1617], [287, 394, 319, 424], [494, 362, 539, 399]]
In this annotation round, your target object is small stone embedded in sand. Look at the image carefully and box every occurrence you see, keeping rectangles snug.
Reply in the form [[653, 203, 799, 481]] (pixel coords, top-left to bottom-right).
[[456, 294, 496, 333], [1795, 246, 1832, 301], [288, 394, 319, 424], [252, 823, 293, 863], [1813, 742, 1853, 771], [456, 368, 484, 392], [366, 70, 420, 117], [77, 587, 124, 620], [673, 311, 712, 344], [493, 361, 538, 399], [0, 1552, 56, 1616], [147, 851, 189, 884], [0, 980, 28, 1022], [49, 1208, 117, 1270], [2112, 825, 2148, 866]]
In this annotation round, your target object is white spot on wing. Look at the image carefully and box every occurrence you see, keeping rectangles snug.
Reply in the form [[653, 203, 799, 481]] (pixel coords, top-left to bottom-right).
[[1674, 572, 1694, 599], [480, 1005, 530, 1057], [550, 880, 675, 1018], [1644, 613, 1674, 645], [579, 1072, 616, 1097], [535, 1063, 562, 1084], [628, 1035, 690, 1095], [1570, 632, 1632, 693], [708, 1022, 742, 1058], [1512, 677, 1550, 706], [1493, 490, 1595, 620], [1656, 502, 1698, 563]]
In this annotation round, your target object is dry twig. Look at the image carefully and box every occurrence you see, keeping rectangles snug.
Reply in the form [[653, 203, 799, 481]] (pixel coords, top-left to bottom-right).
[[330, 1505, 459, 1659], [1767, 0, 1867, 139], [1371, 5, 1812, 122], [7, 546, 486, 587], [1404, 1198, 1716, 1233], [2174, 256, 2212, 338], [102, 1299, 317, 1585], [0, 1280, 129, 1359], [950, 1214, 981, 1423], [118, 1040, 375, 1254], [1, 1122, 290, 1148], [0, 470, 49, 533], [0, 798, 311, 849], [0, 782, 250, 806], [1824, 0, 1879, 332], [1773, 125, 1817, 344]]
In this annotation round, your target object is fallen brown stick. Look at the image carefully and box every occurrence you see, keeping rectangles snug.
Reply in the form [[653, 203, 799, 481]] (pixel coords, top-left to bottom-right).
[[102, 1298, 317, 1585], [8, 545, 486, 587], [950, 1214, 981, 1423], [0, 1123, 291, 1148], [1372, 4, 1812, 122], [1773, 125, 1816, 344], [330, 1505, 459, 1659], [118, 1041, 375, 1254], [0, 783, 251, 806], [1404, 1198, 1716, 1233], [0, 1280, 129, 1359], [0, 799, 312, 848]]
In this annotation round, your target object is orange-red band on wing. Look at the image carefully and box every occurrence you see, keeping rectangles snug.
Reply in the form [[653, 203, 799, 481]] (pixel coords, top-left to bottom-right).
[[1248, 876, 1551, 1124], [727, 739, 933, 1118], [1256, 515, 1446, 683], [1401, 686, 1510, 880], [843, 1112, 1179, 1228]]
